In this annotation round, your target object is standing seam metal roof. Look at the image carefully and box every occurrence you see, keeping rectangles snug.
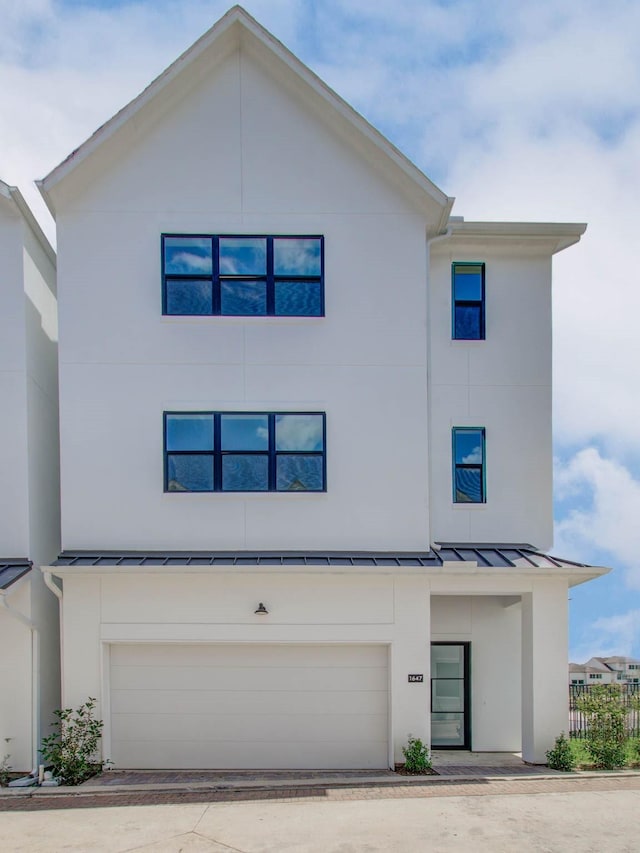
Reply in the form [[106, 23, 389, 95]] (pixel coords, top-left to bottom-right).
[[0, 560, 32, 590], [52, 544, 587, 569]]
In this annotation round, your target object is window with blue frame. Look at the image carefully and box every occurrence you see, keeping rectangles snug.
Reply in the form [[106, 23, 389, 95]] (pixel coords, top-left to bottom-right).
[[452, 427, 486, 503], [452, 263, 485, 340], [162, 235, 324, 316], [164, 412, 326, 492]]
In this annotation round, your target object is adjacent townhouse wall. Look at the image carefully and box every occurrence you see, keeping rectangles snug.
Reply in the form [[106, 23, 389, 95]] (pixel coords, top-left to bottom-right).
[[0, 190, 59, 771]]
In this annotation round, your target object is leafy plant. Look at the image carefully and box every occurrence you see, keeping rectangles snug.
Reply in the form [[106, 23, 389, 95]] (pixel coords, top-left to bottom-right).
[[0, 754, 11, 787], [575, 685, 628, 769], [40, 698, 105, 785], [546, 733, 576, 771], [402, 735, 432, 774]]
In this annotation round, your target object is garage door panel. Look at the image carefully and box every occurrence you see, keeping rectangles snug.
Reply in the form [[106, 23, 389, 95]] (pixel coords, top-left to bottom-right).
[[112, 711, 387, 743], [111, 688, 386, 716], [111, 643, 385, 668], [111, 664, 388, 692], [111, 739, 388, 770], [110, 644, 388, 769]]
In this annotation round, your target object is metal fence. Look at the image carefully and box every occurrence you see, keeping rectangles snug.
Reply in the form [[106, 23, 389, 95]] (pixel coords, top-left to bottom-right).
[[569, 684, 640, 739]]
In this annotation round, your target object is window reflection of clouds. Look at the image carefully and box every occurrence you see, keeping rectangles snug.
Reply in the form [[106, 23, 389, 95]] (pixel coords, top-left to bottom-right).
[[454, 429, 483, 464], [165, 237, 212, 275], [273, 238, 321, 276], [219, 238, 266, 275], [275, 414, 323, 451], [221, 415, 269, 451]]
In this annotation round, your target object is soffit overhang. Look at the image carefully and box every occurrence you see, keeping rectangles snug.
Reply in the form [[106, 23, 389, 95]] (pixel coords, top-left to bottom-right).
[[433, 220, 587, 256]]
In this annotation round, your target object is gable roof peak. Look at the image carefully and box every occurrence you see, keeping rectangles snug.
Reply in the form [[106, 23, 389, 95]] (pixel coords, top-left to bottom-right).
[[37, 5, 451, 226]]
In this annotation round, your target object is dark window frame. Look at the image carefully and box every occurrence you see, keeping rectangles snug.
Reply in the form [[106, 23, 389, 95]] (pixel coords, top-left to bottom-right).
[[452, 261, 485, 340], [452, 427, 486, 504], [430, 641, 471, 750], [162, 234, 325, 317], [164, 411, 327, 493]]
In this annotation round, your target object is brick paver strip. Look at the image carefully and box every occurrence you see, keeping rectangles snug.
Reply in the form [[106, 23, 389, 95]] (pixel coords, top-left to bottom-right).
[[1, 775, 639, 812]]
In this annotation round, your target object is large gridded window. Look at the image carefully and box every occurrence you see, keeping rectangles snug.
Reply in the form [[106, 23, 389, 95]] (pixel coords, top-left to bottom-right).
[[162, 235, 324, 316], [164, 412, 326, 492], [452, 427, 486, 503], [452, 262, 485, 340]]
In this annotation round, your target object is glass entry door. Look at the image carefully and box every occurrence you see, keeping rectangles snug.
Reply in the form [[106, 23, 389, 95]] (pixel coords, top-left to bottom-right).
[[431, 642, 470, 749]]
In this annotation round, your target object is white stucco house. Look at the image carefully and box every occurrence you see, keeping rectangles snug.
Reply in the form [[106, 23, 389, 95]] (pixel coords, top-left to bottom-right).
[[0, 180, 60, 774], [38, 6, 608, 769]]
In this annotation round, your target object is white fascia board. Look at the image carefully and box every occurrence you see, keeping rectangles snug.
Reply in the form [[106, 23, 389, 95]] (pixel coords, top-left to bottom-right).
[[44, 562, 609, 587], [37, 6, 451, 222], [434, 220, 587, 255], [0, 179, 56, 267]]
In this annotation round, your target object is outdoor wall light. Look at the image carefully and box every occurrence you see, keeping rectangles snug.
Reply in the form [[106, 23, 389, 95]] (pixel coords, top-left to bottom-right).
[[254, 602, 269, 615]]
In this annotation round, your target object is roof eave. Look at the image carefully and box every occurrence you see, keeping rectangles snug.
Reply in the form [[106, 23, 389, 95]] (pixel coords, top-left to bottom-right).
[[0, 179, 56, 266], [435, 220, 587, 254]]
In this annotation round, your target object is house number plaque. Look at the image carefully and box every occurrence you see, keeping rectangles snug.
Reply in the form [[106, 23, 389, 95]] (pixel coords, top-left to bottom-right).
[[408, 674, 424, 683]]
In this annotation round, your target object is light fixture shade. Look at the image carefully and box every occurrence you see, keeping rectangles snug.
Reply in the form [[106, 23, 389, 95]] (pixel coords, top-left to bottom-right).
[[254, 602, 268, 615]]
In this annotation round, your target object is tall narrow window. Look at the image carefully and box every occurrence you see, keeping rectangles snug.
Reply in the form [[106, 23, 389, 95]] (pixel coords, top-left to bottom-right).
[[452, 263, 485, 340], [452, 427, 486, 503]]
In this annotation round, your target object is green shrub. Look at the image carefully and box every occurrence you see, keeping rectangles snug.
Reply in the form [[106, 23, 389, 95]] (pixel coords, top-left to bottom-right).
[[0, 755, 11, 787], [402, 735, 432, 774], [40, 698, 105, 785], [546, 733, 576, 771], [575, 685, 627, 769]]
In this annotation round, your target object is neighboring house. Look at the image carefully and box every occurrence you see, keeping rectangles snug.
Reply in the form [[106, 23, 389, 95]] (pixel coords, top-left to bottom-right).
[[0, 180, 60, 773], [570, 657, 640, 685], [38, 6, 608, 769]]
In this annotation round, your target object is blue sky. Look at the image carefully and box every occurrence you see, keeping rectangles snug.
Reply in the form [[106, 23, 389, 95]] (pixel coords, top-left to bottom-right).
[[1, 0, 639, 659]]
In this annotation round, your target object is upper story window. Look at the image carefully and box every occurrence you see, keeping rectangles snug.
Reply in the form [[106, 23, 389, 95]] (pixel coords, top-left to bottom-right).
[[164, 412, 326, 493], [588, 673, 603, 680], [452, 427, 486, 503], [162, 235, 324, 316], [452, 262, 485, 340], [629, 664, 640, 670]]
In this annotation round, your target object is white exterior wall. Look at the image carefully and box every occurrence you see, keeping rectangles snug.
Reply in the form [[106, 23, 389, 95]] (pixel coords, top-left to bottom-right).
[[60, 569, 431, 767], [56, 48, 431, 552], [0, 204, 30, 556], [431, 595, 522, 751], [429, 244, 553, 549], [0, 191, 60, 772]]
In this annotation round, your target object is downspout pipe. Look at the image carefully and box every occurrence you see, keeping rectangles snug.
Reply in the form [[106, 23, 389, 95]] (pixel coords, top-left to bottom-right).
[[0, 580, 40, 774], [42, 570, 64, 707]]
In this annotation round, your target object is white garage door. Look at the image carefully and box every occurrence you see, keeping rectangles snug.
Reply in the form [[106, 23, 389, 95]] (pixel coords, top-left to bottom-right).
[[109, 644, 389, 769]]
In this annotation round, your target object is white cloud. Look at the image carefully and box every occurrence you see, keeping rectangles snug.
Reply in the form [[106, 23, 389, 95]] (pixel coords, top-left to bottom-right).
[[554, 448, 640, 589]]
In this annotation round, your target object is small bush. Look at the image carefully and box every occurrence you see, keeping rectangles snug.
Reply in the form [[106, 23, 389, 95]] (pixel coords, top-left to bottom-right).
[[546, 733, 576, 772], [40, 698, 105, 785], [402, 735, 432, 774], [0, 755, 11, 787], [576, 685, 627, 769]]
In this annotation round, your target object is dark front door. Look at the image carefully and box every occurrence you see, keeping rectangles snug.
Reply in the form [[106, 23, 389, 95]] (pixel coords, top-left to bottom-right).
[[430, 642, 471, 749]]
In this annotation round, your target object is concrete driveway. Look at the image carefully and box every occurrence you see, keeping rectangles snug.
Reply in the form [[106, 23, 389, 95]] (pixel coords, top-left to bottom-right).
[[2, 780, 640, 852]]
